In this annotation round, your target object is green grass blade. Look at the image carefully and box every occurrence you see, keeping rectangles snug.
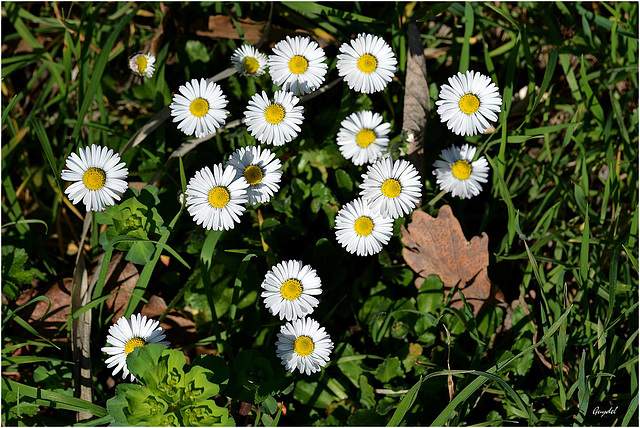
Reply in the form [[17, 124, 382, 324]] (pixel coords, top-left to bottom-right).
[[229, 254, 257, 322], [1, 378, 107, 417], [459, 2, 474, 73], [387, 376, 423, 426], [486, 154, 516, 250], [623, 393, 639, 426], [30, 118, 62, 192], [579, 206, 590, 285], [71, 9, 136, 143], [606, 243, 622, 325], [2, 356, 69, 366]]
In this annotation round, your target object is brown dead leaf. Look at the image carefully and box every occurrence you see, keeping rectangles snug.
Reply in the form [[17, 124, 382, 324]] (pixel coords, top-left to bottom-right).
[[102, 253, 140, 321], [194, 15, 266, 44], [402, 19, 430, 179], [140, 296, 199, 347], [401, 205, 505, 316]]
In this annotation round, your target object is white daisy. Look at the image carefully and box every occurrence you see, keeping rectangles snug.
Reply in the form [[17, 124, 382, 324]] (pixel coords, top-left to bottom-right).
[[261, 260, 322, 321], [128, 53, 156, 78], [231, 45, 268, 77], [433, 144, 490, 199], [185, 164, 249, 231], [244, 90, 304, 146], [335, 198, 394, 256], [268, 35, 328, 95], [169, 78, 229, 138], [60, 144, 128, 212], [337, 111, 390, 165], [360, 157, 422, 219], [275, 317, 333, 375], [336, 33, 397, 94], [226, 146, 282, 205], [101, 313, 169, 382], [436, 70, 502, 137]]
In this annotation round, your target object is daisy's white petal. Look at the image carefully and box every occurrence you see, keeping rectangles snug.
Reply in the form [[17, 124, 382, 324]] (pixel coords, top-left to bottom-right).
[[261, 260, 322, 321], [226, 146, 282, 205], [60, 144, 129, 212], [169, 78, 229, 138], [268, 36, 327, 95], [186, 164, 249, 231], [436, 70, 502, 137], [231, 45, 269, 77], [336, 111, 390, 165], [359, 157, 422, 219], [275, 318, 333, 375], [101, 313, 169, 382], [336, 33, 397, 94], [244, 90, 304, 146], [129, 53, 156, 78], [335, 198, 394, 256], [432, 144, 491, 199]]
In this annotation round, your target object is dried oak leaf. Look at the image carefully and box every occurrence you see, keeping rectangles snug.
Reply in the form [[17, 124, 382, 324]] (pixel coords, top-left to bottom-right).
[[401, 205, 504, 316]]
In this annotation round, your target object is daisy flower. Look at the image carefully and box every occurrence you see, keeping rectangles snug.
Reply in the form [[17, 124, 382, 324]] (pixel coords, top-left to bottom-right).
[[275, 317, 333, 375], [169, 78, 229, 138], [268, 35, 328, 95], [101, 313, 169, 381], [226, 146, 282, 205], [436, 70, 502, 137], [128, 53, 156, 78], [360, 157, 422, 219], [231, 45, 268, 77], [336, 111, 390, 165], [335, 198, 394, 256], [336, 33, 397, 94], [244, 90, 304, 146], [261, 260, 322, 321], [185, 164, 249, 231], [61, 144, 128, 212], [433, 144, 490, 199]]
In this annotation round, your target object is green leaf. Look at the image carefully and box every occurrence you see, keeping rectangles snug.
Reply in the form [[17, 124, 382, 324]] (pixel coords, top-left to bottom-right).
[[183, 366, 220, 404], [417, 275, 444, 314], [374, 356, 403, 383], [293, 380, 337, 409], [349, 409, 385, 426], [386, 376, 423, 426], [126, 343, 167, 381], [358, 375, 376, 409], [181, 400, 229, 426], [185, 40, 211, 63], [1, 378, 107, 416]]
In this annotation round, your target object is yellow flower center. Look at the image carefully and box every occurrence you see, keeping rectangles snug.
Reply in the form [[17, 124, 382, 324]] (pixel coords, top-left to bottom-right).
[[264, 104, 285, 124], [135, 55, 147, 73], [381, 178, 401, 198], [451, 160, 472, 180], [242, 57, 260, 74], [190, 97, 209, 118], [124, 337, 146, 355], [280, 278, 302, 301], [288, 55, 308, 74], [294, 336, 314, 357], [83, 167, 106, 191], [244, 165, 263, 186], [357, 54, 377, 74], [458, 93, 480, 115], [208, 186, 230, 208], [354, 216, 374, 236], [355, 129, 376, 148]]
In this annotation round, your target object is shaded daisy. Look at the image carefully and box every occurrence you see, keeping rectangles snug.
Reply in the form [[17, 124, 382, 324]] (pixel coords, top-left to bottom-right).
[[226, 146, 282, 205], [231, 44, 268, 77], [433, 144, 489, 199], [244, 90, 304, 146], [336, 33, 397, 94], [261, 260, 322, 321], [335, 198, 394, 256], [101, 313, 169, 381], [129, 53, 156, 78], [276, 317, 333, 375], [185, 164, 249, 231], [268, 35, 328, 95], [61, 144, 128, 212], [436, 70, 502, 137], [336, 111, 390, 165], [360, 157, 422, 219], [169, 78, 229, 138]]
